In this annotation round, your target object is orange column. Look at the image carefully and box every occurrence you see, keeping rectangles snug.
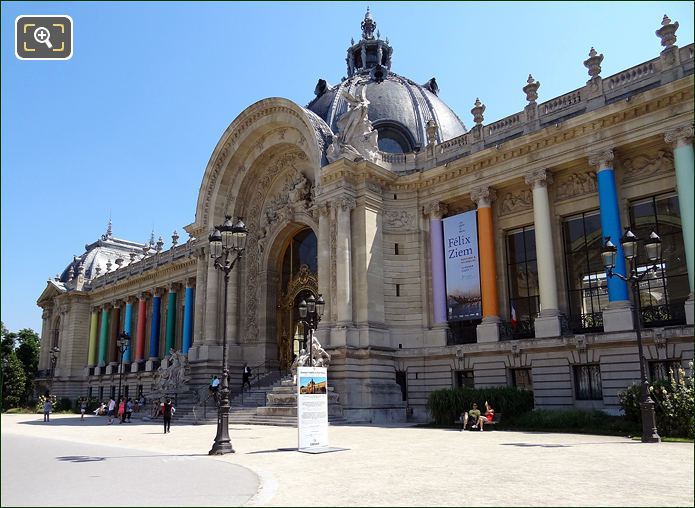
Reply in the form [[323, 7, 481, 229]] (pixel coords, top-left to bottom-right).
[[472, 188, 499, 319]]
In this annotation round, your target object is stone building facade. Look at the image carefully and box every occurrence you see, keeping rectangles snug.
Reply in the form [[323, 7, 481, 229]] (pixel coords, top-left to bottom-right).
[[37, 11, 694, 422]]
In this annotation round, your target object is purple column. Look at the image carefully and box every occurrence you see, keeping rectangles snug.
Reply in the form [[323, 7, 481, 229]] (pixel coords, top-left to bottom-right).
[[429, 203, 448, 324]]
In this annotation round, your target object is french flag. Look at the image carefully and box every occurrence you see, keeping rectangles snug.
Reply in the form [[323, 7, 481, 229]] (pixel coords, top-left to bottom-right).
[[511, 303, 518, 329]]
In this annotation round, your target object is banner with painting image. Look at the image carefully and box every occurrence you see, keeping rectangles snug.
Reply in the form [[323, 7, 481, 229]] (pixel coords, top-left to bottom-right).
[[443, 210, 482, 320]]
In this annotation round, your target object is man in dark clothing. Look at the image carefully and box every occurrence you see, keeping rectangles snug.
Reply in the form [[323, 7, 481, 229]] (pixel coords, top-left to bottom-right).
[[160, 398, 175, 433], [242, 363, 252, 392]]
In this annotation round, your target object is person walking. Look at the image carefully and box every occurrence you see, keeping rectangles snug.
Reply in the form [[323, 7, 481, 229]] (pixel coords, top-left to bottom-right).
[[43, 397, 52, 422], [118, 398, 126, 424], [126, 398, 134, 423], [107, 397, 116, 424], [160, 398, 175, 433], [242, 363, 252, 392], [80, 398, 87, 421]]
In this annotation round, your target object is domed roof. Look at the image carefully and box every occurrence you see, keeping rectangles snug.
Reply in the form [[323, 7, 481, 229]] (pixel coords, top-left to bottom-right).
[[59, 221, 154, 283], [306, 9, 467, 153]]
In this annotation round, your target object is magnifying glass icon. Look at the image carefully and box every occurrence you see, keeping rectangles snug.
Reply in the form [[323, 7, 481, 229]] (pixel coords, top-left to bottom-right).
[[34, 26, 53, 49]]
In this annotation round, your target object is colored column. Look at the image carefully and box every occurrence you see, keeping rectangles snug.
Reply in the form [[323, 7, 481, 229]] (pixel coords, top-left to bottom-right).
[[98, 306, 109, 366], [109, 304, 121, 363], [87, 309, 99, 367], [471, 187, 500, 319], [666, 126, 694, 294], [589, 150, 629, 302], [182, 282, 194, 354], [427, 202, 448, 324], [149, 291, 162, 359], [123, 300, 133, 362], [165, 286, 177, 352], [136, 295, 147, 361]]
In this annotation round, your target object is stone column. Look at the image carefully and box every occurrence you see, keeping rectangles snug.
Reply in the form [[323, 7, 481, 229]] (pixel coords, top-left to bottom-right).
[[336, 196, 355, 325], [589, 150, 633, 332], [204, 252, 219, 344], [106, 302, 121, 373], [524, 169, 561, 337], [471, 187, 501, 342], [193, 248, 207, 345], [165, 283, 178, 353], [317, 203, 332, 323], [225, 263, 238, 345], [182, 278, 195, 354], [426, 201, 448, 325], [97, 305, 109, 368], [665, 126, 695, 324], [87, 308, 99, 367]]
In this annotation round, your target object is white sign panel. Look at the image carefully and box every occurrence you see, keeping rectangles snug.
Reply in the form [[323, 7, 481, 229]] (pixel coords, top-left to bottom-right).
[[297, 366, 329, 451], [443, 210, 482, 320]]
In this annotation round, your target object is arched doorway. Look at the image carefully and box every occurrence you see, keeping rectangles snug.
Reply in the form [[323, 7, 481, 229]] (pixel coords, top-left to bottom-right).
[[277, 228, 317, 370]]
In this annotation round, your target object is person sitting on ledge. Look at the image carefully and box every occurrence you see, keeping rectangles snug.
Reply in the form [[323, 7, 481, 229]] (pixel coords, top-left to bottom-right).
[[463, 402, 482, 431]]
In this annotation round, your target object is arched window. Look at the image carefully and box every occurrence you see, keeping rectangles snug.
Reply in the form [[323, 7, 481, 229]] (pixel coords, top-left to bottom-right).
[[374, 122, 414, 154]]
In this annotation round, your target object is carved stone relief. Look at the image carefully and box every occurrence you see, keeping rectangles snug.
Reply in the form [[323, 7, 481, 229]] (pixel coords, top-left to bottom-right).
[[384, 210, 416, 232], [555, 171, 598, 200], [499, 189, 533, 215], [621, 149, 674, 182]]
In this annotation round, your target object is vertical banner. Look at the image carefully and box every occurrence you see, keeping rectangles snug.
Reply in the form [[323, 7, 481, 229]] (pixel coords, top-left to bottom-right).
[[297, 366, 329, 451], [443, 210, 482, 320]]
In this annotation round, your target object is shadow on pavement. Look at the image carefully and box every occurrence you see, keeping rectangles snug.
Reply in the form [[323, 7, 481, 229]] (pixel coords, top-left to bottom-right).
[[56, 452, 210, 462], [246, 447, 297, 454], [500, 442, 571, 448], [19, 416, 156, 427]]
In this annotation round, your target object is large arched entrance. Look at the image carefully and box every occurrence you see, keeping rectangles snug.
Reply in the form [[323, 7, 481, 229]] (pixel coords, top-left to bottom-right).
[[277, 228, 318, 370]]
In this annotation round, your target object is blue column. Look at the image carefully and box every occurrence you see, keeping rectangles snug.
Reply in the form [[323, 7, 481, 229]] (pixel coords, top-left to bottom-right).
[[182, 284, 194, 354], [123, 300, 133, 362], [592, 150, 629, 302], [149, 292, 162, 359]]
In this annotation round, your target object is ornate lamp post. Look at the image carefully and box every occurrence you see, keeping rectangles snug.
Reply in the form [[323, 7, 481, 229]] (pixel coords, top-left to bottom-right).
[[116, 332, 131, 403], [602, 229, 662, 443], [208, 215, 248, 455], [298, 294, 325, 364], [49, 346, 60, 389]]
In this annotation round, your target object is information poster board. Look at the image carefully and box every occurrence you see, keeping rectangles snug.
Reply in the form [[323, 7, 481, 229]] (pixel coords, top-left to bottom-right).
[[297, 366, 329, 451], [443, 210, 482, 320]]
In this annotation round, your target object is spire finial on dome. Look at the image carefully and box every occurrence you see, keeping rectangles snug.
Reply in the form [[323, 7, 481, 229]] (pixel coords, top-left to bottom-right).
[[361, 6, 376, 40], [101, 217, 113, 241]]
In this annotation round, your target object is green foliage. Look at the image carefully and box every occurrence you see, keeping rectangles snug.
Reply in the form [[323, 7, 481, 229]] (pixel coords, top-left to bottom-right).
[[426, 386, 534, 425], [1, 321, 41, 411], [36, 394, 57, 413], [502, 408, 640, 435], [58, 397, 73, 413], [2, 354, 27, 411], [619, 362, 694, 439]]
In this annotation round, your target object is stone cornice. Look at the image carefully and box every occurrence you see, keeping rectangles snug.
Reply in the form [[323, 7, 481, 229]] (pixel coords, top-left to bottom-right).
[[376, 78, 692, 194]]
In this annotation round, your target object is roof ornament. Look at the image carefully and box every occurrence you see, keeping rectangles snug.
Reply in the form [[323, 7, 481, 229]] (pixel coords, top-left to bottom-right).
[[156, 236, 164, 253], [583, 47, 603, 80], [471, 98, 485, 126], [115, 257, 124, 269], [656, 14, 679, 49], [106, 258, 112, 272], [101, 218, 113, 241], [361, 7, 376, 40], [149, 229, 156, 247], [142, 243, 150, 257], [523, 74, 540, 104], [422, 77, 439, 96], [94, 264, 101, 277], [129, 251, 137, 263], [326, 86, 379, 164], [172, 230, 179, 247], [68, 264, 75, 280]]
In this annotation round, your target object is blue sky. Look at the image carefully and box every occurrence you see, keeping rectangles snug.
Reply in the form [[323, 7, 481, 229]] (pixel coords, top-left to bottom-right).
[[2, 1, 693, 333]]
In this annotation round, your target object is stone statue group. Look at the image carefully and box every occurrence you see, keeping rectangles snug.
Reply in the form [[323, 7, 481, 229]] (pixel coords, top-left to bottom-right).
[[291, 331, 331, 383]]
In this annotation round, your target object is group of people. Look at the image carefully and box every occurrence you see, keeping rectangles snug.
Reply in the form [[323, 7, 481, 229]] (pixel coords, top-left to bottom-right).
[[91, 394, 146, 423], [462, 401, 495, 431]]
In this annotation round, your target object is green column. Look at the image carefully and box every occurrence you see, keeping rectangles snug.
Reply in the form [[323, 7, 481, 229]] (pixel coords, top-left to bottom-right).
[[98, 307, 109, 365], [668, 127, 694, 293], [87, 310, 99, 366], [165, 289, 177, 352]]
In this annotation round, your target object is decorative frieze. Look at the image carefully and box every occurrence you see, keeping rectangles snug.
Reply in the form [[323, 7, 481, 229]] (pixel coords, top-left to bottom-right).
[[621, 149, 674, 182], [499, 189, 533, 215], [384, 210, 416, 231], [555, 171, 598, 200]]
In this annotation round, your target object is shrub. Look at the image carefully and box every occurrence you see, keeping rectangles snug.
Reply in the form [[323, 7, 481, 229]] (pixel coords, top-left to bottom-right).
[[426, 386, 534, 425], [619, 362, 694, 439], [58, 397, 73, 413], [35, 394, 57, 413], [503, 408, 639, 435]]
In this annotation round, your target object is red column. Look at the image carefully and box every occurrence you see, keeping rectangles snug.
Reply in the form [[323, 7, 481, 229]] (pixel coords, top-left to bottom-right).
[[136, 295, 147, 361]]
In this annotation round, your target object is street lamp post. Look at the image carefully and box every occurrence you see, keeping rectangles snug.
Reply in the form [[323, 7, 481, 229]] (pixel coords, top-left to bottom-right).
[[602, 228, 662, 443], [116, 332, 131, 403], [49, 346, 60, 390], [298, 294, 326, 365], [208, 215, 248, 455]]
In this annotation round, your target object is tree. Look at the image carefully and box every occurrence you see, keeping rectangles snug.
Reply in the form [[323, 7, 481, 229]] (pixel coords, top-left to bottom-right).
[[1, 322, 41, 410], [2, 353, 27, 411]]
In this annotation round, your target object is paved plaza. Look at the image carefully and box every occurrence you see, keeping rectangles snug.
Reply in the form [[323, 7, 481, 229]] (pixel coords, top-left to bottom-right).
[[2, 413, 693, 506]]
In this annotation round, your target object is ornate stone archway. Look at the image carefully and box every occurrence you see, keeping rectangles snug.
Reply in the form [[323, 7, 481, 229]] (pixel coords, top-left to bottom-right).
[[278, 264, 318, 369]]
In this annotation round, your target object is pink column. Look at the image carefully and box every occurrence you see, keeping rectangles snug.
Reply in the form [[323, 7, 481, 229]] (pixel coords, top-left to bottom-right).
[[135, 294, 147, 361]]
